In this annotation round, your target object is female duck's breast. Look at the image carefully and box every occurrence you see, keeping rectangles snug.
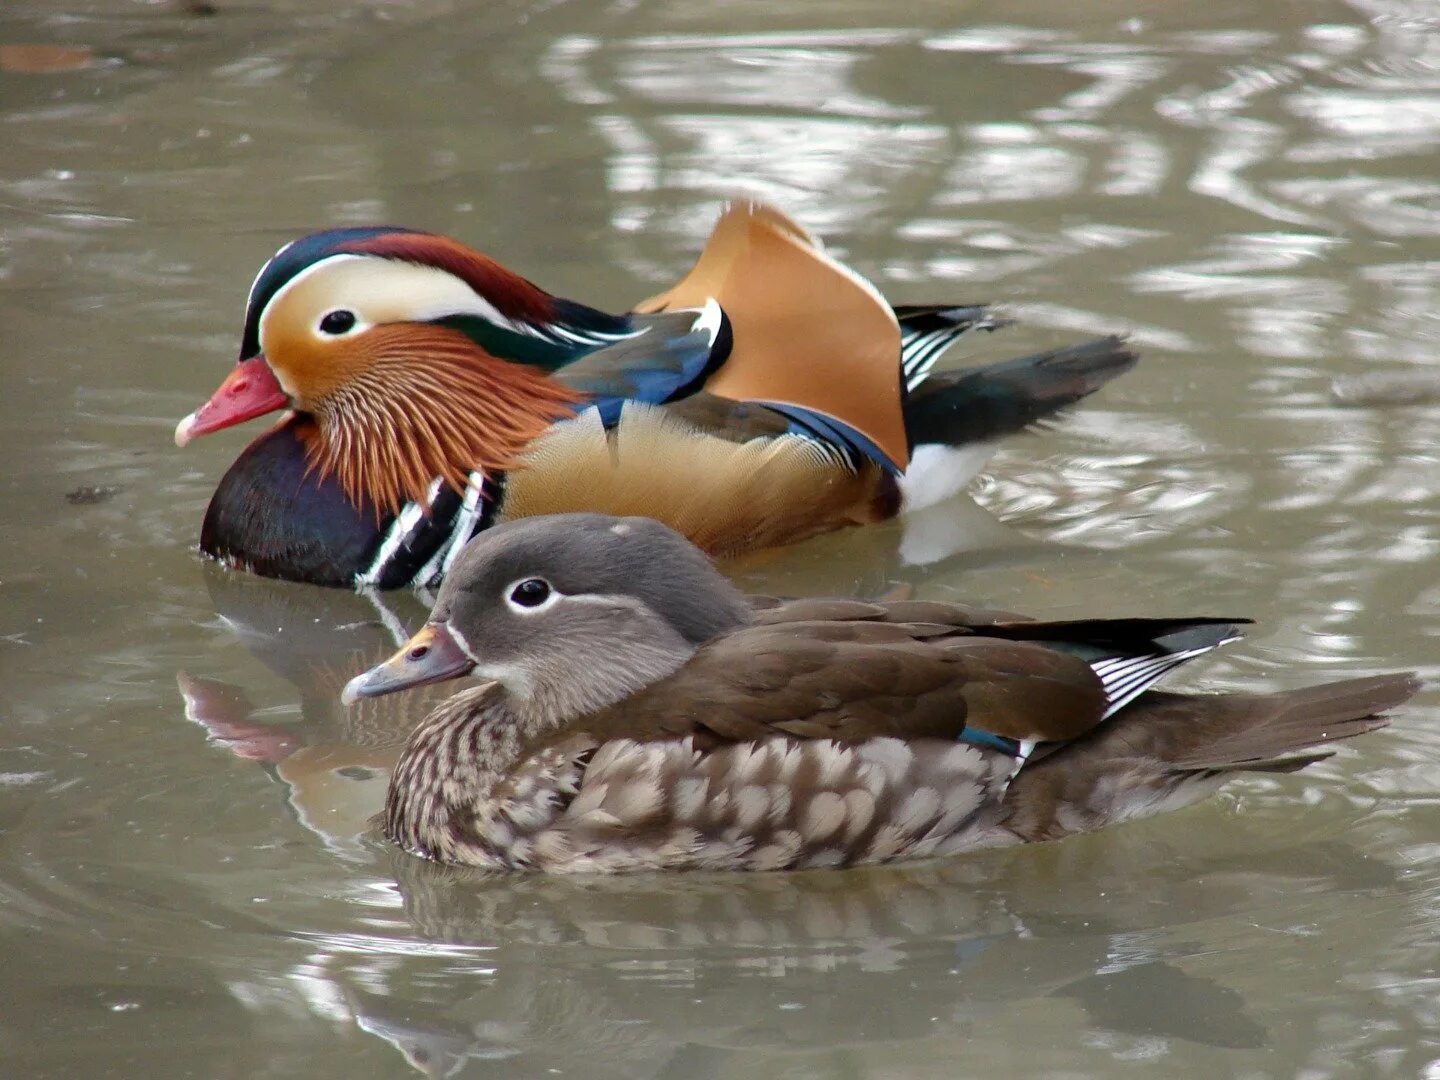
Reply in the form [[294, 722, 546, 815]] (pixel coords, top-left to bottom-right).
[[529, 735, 1015, 874]]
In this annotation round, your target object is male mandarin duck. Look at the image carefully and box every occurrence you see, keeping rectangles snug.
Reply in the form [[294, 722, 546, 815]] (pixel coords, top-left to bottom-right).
[[341, 513, 1418, 873], [175, 201, 1137, 589]]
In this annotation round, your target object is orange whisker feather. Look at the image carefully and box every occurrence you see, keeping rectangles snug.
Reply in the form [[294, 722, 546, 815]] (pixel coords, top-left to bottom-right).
[[303, 325, 585, 518]]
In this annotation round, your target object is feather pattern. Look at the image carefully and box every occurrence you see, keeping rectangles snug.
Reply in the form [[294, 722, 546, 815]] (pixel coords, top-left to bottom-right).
[[300, 325, 582, 515], [194, 202, 1138, 589], [894, 304, 1008, 391], [498, 405, 891, 557], [361, 513, 1419, 873]]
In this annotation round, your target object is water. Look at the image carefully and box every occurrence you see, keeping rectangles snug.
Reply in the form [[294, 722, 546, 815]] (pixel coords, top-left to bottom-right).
[[3, 0, 1440, 1074]]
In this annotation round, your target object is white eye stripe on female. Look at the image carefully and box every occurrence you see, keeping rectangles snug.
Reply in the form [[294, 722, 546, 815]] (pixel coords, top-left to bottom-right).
[[504, 577, 563, 614]]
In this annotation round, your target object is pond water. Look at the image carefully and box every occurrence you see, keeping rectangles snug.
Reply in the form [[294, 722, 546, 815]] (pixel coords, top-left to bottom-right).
[[4, 0, 1440, 1075]]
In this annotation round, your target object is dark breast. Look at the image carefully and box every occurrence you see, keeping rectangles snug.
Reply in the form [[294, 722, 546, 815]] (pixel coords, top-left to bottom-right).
[[200, 418, 387, 587]]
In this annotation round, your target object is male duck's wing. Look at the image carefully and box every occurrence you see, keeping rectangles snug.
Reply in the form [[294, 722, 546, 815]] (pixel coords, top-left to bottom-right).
[[633, 201, 910, 474], [577, 618, 1109, 749], [553, 307, 728, 422]]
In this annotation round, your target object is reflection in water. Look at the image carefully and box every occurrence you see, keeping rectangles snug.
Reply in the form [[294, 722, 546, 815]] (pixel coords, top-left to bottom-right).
[[323, 831, 1410, 1074], [178, 567, 433, 854], [5, 0, 1440, 1075], [352, 853, 1274, 1076]]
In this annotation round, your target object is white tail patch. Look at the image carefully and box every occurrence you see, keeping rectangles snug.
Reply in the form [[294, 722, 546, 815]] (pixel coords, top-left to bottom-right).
[[899, 441, 999, 514]]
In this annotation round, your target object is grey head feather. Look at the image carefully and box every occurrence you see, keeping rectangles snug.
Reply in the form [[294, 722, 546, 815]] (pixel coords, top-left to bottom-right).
[[435, 512, 754, 645]]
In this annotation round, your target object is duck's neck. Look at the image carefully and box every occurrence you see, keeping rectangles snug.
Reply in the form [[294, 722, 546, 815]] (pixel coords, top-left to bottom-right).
[[301, 325, 585, 517]]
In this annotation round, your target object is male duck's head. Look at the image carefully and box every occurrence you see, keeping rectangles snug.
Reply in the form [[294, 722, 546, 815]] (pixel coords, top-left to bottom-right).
[[341, 513, 754, 723], [175, 228, 585, 513]]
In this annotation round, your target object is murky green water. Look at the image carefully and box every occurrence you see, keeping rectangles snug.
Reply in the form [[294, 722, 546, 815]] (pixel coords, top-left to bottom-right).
[[4, 0, 1440, 1074]]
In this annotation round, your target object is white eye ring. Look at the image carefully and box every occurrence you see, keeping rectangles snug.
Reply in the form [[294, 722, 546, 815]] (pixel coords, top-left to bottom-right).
[[505, 577, 562, 614], [314, 308, 368, 339]]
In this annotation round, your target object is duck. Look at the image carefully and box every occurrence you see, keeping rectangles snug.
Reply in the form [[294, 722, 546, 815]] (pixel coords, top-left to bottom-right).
[[174, 200, 1137, 589], [340, 512, 1419, 873]]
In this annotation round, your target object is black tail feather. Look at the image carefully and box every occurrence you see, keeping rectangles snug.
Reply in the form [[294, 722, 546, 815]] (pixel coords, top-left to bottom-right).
[[990, 617, 1249, 655], [903, 335, 1138, 451]]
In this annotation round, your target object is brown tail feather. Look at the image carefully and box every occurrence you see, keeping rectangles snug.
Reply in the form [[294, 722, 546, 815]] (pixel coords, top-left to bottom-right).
[[1166, 674, 1416, 772], [997, 673, 1420, 843], [1199, 751, 1333, 776]]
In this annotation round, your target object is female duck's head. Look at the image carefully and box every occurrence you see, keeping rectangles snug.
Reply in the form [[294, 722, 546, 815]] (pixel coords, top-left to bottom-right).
[[341, 513, 754, 723]]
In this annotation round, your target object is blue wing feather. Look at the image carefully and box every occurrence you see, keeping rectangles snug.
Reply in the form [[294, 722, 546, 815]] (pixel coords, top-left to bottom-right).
[[560, 308, 727, 421], [756, 402, 902, 476]]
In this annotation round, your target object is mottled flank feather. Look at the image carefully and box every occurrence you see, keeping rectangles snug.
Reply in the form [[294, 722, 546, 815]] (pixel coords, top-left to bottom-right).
[[389, 707, 1013, 873]]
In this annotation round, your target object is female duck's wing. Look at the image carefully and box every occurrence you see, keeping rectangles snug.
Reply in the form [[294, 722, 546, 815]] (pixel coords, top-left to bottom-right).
[[633, 201, 910, 474], [576, 618, 1110, 750], [739, 601, 1249, 737]]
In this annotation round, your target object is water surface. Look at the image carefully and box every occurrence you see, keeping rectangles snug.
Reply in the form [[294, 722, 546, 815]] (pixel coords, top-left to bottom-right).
[[3, 0, 1440, 1075]]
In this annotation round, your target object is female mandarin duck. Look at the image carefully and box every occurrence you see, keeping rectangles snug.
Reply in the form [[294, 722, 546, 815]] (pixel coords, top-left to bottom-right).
[[175, 201, 1137, 589], [341, 513, 1418, 873]]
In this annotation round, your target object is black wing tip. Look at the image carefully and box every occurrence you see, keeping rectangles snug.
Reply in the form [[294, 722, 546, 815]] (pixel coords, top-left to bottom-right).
[[1046, 334, 1141, 377]]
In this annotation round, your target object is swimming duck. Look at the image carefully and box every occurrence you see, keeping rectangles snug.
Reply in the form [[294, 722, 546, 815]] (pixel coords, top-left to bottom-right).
[[341, 513, 1418, 873], [175, 201, 1136, 589]]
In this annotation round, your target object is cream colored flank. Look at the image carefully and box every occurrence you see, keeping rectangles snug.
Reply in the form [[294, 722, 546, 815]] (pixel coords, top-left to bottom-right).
[[501, 406, 887, 556]]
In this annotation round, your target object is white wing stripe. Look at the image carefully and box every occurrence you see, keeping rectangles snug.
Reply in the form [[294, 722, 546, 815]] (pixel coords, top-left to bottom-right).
[[355, 482, 438, 589], [436, 472, 486, 580], [1091, 646, 1219, 719]]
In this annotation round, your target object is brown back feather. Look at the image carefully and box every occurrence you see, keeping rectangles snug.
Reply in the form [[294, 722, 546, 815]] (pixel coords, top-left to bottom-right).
[[566, 616, 1107, 750]]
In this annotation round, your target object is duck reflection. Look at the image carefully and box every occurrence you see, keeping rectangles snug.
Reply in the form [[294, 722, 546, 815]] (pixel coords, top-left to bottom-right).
[[323, 841, 1377, 1076], [177, 565, 440, 852]]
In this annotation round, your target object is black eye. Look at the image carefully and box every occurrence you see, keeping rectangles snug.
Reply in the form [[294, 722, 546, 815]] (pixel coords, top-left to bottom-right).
[[318, 309, 357, 335], [509, 578, 551, 608]]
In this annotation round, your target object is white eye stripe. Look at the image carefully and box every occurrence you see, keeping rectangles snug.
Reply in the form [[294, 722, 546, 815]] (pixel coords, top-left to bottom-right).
[[258, 252, 368, 344], [256, 251, 520, 347], [444, 619, 481, 662]]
